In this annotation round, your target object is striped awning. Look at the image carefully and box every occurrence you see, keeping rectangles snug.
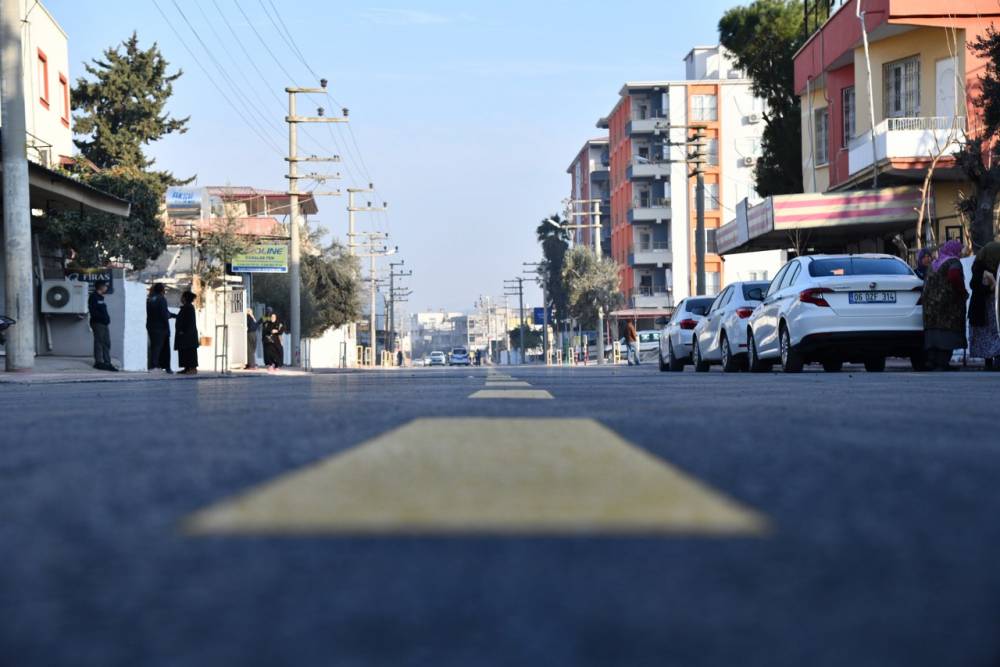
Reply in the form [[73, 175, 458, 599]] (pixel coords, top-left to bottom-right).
[[717, 186, 925, 255]]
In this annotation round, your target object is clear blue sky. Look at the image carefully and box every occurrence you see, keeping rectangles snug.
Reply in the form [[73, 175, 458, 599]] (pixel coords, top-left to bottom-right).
[[47, 0, 741, 313]]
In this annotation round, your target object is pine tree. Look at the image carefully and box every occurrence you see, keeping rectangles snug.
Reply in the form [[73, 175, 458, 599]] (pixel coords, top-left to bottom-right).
[[72, 32, 191, 185]]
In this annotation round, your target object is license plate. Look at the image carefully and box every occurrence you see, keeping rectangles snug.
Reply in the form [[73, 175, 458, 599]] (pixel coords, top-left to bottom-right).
[[848, 291, 896, 304]]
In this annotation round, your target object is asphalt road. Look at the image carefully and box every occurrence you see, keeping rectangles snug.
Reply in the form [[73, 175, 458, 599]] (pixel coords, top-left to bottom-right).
[[2, 364, 1000, 666]]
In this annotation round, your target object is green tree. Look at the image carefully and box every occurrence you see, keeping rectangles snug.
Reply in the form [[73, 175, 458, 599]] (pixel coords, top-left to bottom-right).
[[42, 165, 167, 270], [561, 246, 623, 330], [535, 214, 570, 324], [719, 0, 810, 197], [957, 26, 1000, 249], [72, 32, 191, 184], [508, 325, 543, 350], [253, 228, 361, 338], [197, 210, 253, 286]]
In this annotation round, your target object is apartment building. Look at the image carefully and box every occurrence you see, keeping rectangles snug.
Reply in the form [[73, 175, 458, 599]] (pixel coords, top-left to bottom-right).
[[598, 46, 782, 313], [566, 138, 611, 256]]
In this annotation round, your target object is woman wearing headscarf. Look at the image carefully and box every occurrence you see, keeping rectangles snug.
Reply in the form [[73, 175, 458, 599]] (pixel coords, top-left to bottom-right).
[[921, 239, 968, 371], [914, 247, 934, 281], [174, 290, 200, 375], [968, 240, 1000, 369], [262, 308, 286, 370]]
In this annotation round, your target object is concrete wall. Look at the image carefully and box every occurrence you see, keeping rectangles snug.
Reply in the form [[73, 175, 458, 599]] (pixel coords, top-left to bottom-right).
[[19, 0, 73, 164], [668, 84, 690, 302], [305, 324, 357, 369], [800, 86, 831, 194]]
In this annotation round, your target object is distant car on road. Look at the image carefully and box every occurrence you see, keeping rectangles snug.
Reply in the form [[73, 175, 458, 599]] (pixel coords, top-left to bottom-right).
[[428, 351, 447, 366], [658, 296, 716, 371], [691, 281, 770, 372], [448, 347, 471, 366], [746, 254, 924, 373]]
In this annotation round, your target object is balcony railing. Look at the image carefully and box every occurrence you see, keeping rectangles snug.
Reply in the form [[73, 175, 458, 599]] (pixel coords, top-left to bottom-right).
[[632, 196, 670, 209], [847, 116, 967, 176], [636, 286, 669, 297]]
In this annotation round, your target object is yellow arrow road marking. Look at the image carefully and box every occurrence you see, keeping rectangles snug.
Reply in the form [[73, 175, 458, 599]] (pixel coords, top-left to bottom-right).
[[185, 418, 767, 536]]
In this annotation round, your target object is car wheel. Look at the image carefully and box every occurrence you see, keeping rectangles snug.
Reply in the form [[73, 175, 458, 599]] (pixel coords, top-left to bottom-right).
[[658, 347, 670, 372], [720, 334, 742, 373], [693, 341, 710, 372], [667, 340, 685, 372], [779, 325, 804, 373], [822, 359, 843, 373], [864, 356, 886, 373], [748, 331, 770, 373]]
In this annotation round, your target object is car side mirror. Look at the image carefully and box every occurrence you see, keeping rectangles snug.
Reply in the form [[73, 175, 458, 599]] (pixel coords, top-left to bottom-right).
[[654, 316, 668, 327]]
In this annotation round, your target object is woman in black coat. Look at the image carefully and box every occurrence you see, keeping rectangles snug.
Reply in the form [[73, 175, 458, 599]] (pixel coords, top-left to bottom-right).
[[175, 291, 200, 375], [262, 310, 285, 369]]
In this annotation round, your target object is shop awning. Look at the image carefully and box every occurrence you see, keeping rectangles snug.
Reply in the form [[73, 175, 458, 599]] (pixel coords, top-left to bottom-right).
[[22, 160, 131, 217], [717, 186, 924, 255]]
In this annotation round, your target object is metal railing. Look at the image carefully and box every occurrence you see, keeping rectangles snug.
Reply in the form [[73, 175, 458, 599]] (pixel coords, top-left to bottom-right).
[[633, 196, 670, 208], [631, 109, 668, 121], [636, 286, 670, 296], [849, 116, 968, 149]]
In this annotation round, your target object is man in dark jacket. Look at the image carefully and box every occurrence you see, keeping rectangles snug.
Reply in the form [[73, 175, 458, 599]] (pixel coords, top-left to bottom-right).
[[89, 281, 116, 371], [245, 308, 260, 369], [146, 283, 176, 373]]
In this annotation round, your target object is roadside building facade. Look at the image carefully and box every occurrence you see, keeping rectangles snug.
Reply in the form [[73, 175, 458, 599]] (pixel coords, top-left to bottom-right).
[[598, 46, 783, 320], [720, 1, 997, 259], [566, 138, 611, 255]]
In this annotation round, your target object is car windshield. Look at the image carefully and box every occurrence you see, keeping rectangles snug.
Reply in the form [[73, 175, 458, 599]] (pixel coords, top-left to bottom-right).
[[808, 257, 913, 277], [741, 282, 770, 300], [686, 298, 715, 316], [638, 332, 659, 343]]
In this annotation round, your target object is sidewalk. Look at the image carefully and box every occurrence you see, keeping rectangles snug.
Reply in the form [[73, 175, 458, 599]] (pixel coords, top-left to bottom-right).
[[0, 356, 308, 385]]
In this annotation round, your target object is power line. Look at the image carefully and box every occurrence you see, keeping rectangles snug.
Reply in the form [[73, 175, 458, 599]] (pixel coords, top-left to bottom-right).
[[149, 0, 284, 156]]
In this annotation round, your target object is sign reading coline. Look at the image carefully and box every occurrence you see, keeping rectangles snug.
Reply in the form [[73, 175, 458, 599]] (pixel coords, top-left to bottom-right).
[[231, 243, 289, 273]]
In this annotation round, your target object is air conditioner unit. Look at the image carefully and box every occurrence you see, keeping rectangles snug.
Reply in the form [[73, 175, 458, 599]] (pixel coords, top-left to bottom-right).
[[41, 280, 88, 315], [747, 112, 761, 124], [742, 156, 756, 167]]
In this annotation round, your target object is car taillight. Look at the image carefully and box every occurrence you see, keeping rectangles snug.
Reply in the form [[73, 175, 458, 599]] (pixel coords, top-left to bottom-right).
[[912, 285, 923, 306], [735, 307, 754, 319], [799, 288, 832, 307], [679, 319, 698, 330]]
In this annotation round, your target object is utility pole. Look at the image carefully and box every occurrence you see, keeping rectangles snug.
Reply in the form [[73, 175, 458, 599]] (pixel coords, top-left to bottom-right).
[[504, 277, 526, 365], [388, 260, 412, 354], [688, 125, 707, 295], [346, 184, 387, 256], [523, 262, 549, 364], [358, 232, 394, 365], [2, 0, 34, 371], [285, 79, 346, 367]]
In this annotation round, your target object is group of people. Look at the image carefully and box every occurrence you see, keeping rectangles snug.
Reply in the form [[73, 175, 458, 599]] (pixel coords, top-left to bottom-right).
[[245, 307, 286, 370], [919, 238, 1000, 371], [145, 283, 200, 375]]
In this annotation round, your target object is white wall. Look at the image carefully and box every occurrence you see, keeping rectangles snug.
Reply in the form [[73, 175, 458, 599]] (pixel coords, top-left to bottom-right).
[[20, 0, 73, 164], [305, 324, 357, 369]]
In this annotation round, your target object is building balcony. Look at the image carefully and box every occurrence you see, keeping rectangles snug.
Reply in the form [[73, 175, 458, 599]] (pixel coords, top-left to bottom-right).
[[633, 287, 673, 309], [628, 197, 671, 223], [847, 116, 967, 177], [627, 111, 669, 135], [629, 244, 672, 266], [627, 158, 671, 180]]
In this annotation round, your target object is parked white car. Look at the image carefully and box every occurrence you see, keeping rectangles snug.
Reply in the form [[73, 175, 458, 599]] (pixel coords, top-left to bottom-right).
[[658, 296, 716, 371], [746, 254, 924, 373], [428, 351, 447, 366], [691, 281, 770, 372], [448, 347, 471, 366]]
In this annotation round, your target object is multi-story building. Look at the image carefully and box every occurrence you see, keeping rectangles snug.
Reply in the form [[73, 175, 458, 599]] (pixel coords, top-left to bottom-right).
[[719, 1, 997, 260], [566, 138, 611, 256], [598, 46, 783, 314]]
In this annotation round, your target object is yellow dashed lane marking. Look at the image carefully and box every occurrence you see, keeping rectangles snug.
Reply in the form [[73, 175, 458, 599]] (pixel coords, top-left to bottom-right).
[[469, 389, 553, 399], [184, 418, 767, 536]]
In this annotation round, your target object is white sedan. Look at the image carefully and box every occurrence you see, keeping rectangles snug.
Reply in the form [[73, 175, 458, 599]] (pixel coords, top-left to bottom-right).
[[658, 296, 716, 371], [746, 254, 924, 373], [691, 281, 770, 372]]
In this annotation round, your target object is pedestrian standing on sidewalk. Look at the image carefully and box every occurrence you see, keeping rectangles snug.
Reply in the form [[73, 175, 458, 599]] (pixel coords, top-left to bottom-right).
[[921, 239, 968, 371], [625, 320, 640, 366], [914, 247, 934, 282], [245, 308, 260, 369], [968, 240, 1000, 370], [262, 308, 285, 370], [146, 283, 176, 373], [88, 281, 117, 371], [175, 290, 200, 375]]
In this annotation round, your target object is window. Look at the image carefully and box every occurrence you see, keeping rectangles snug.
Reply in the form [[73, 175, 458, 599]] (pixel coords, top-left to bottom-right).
[[37, 49, 49, 108], [705, 271, 721, 296], [705, 183, 719, 209], [778, 262, 800, 291], [705, 138, 719, 166], [883, 56, 920, 118], [767, 264, 790, 297], [691, 94, 717, 121], [841, 86, 855, 147], [58, 73, 69, 127], [705, 228, 718, 254], [814, 108, 829, 165], [807, 257, 913, 277], [709, 286, 732, 313]]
